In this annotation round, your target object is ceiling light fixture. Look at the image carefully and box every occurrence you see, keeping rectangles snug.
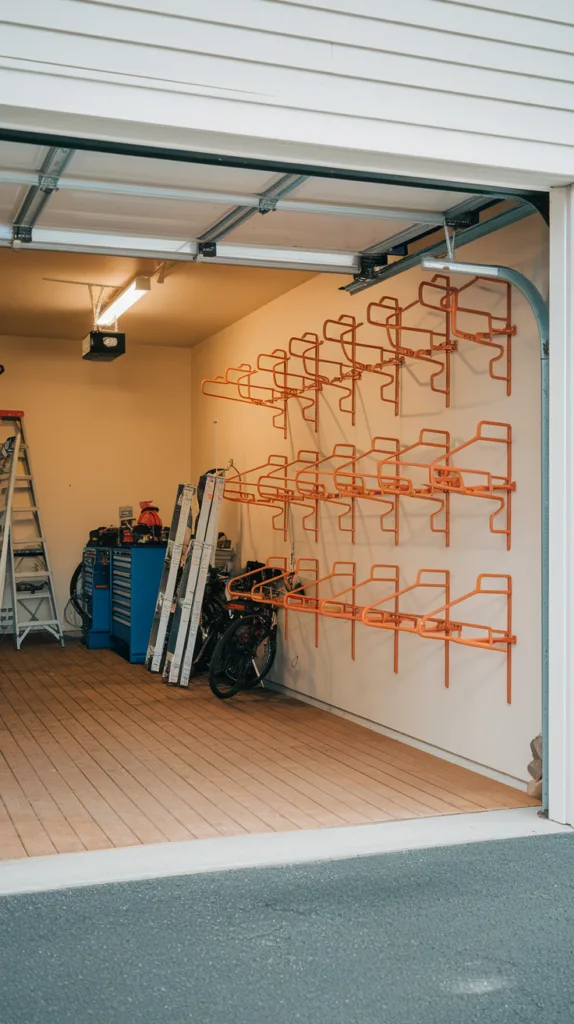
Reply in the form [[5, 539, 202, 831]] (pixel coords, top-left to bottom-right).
[[96, 276, 151, 326]]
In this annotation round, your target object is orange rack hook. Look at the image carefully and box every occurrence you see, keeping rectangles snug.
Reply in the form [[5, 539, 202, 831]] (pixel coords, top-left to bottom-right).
[[448, 277, 515, 396], [362, 570, 451, 689], [417, 573, 515, 703], [320, 564, 400, 669], [284, 561, 356, 653], [376, 430, 452, 546], [429, 421, 515, 550]]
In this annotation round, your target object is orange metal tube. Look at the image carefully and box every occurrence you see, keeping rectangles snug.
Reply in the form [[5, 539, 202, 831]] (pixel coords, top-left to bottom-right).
[[361, 570, 450, 688], [284, 561, 356, 655], [429, 421, 514, 549], [416, 573, 515, 703], [320, 564, 400, 672]]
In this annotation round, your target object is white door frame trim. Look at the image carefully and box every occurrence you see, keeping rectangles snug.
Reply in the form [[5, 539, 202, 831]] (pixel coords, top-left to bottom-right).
[[548, 186, 574, 826]]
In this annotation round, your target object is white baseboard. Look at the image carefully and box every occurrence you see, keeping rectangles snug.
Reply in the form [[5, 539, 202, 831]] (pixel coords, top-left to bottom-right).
[[265, 679, 528, 792]]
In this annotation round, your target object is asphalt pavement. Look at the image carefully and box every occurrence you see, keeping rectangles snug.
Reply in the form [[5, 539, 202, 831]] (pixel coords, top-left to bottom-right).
[[1, 832, 573, 1024]]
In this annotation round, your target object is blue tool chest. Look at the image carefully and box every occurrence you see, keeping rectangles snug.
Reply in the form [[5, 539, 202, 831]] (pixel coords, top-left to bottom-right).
[[82, 547, 112, 649], [110, 546, 165, 664]]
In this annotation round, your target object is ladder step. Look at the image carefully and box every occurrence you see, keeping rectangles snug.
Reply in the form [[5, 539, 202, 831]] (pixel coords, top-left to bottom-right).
[[16, 594, 53, 603], [12, 507, 39, 512], [17, 620, 61, 629], [14, 571, 50, 580]]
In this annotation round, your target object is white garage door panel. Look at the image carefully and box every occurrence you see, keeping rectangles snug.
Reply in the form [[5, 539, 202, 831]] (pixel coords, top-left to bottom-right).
[[67, 150, 277, 194], [0, 182, 27, 220], [36, 191, 230, 239], [292, 179, 472, 212], [225, 210, 413, 253], [0, 141, 50, 171]]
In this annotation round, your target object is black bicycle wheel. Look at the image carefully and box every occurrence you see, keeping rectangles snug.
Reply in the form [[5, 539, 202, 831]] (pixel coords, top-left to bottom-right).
[[209, 614, 276, 700]]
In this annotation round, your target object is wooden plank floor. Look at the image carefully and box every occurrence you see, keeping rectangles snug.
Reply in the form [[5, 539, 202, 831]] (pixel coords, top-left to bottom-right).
[[0, 641, 538, 860]]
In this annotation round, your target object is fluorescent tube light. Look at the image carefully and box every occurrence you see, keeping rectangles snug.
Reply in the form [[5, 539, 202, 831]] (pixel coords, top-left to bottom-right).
[[96, 276, 151, 325], [422, 258, 500, 278]]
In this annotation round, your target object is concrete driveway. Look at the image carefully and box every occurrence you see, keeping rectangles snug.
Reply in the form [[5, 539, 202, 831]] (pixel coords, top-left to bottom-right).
[[1, 833, 573, 1023]]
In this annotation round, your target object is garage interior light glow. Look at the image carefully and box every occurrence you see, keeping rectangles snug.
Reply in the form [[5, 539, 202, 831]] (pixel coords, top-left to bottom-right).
[[96, 276, 151, 325]]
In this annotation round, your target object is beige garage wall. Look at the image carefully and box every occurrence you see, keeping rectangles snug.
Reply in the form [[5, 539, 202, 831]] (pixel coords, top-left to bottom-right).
[[190, 216, 547, 783], [0, 337, 192, 625]]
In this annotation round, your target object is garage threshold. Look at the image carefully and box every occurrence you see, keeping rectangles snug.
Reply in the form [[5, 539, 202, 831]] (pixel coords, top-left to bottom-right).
[[0, 807, 568, 897]]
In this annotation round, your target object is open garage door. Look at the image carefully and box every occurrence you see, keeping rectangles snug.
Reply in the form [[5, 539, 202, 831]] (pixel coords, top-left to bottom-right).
[[0, 135, 545, 285]]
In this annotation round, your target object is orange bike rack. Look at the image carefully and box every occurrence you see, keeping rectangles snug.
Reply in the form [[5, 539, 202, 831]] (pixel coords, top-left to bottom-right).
[[228, 557, 319, 642], [417, 574, 515, 703], [227, 556, 289, 603], [323, 314, 405, 422], [430, 421, 515, 550], [224, 456, 289, 540], [225, 446, 358, 544], [361, 570, 451, 688], [224, 423, 514, 548], [294, 443, 357, 543], [333, 437, 401, 544], [201, 350, 321, 439], [284, 561, 356, 652], [366, 275, 454, 415], [448, 277, 514, 396], [257, 450, 321, 542], [201, 363, 288, 434], [320, 564, 400, 667], [377, 429, 451, 546], [289, 331, 360, 427]]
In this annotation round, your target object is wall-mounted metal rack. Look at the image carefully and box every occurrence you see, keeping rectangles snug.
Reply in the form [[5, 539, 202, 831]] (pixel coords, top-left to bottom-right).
[[228, 561, 514, 701], [224, 422, 514, 548]]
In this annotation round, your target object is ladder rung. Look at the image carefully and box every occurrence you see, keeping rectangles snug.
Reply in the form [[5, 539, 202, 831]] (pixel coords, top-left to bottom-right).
[[16, 475, 33, 481], [17, 621, 61, 629], [14, 571, 50, 580], [12, 507, 39, 513], [16, 594, 53, 603], [11, 539, 44, 547]]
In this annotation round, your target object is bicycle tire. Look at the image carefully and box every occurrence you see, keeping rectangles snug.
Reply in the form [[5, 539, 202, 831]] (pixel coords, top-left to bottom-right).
[[208, 614, 276, 700]]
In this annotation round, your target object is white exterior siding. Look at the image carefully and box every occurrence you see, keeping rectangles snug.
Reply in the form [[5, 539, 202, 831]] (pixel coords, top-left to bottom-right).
[[0, 1, 573, 187]]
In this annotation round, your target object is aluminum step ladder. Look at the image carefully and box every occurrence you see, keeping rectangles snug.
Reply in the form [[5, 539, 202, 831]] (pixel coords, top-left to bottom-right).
[[0, 410, 64, 648]]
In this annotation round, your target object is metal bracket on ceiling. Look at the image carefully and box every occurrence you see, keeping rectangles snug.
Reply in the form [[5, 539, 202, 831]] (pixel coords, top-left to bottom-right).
[[198, 241, 217, 258], [343, 200, 535, 295], [12, 146, 74, 245], [346, 244, 409, 286], [38, 174, 60, 195], [258, 196, 279, 215], [444, 209, 481, 230], [198, 172, 307, 245]]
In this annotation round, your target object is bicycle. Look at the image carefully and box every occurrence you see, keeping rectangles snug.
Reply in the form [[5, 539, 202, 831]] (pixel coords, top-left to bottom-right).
[[208, 564, 299, 700]]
